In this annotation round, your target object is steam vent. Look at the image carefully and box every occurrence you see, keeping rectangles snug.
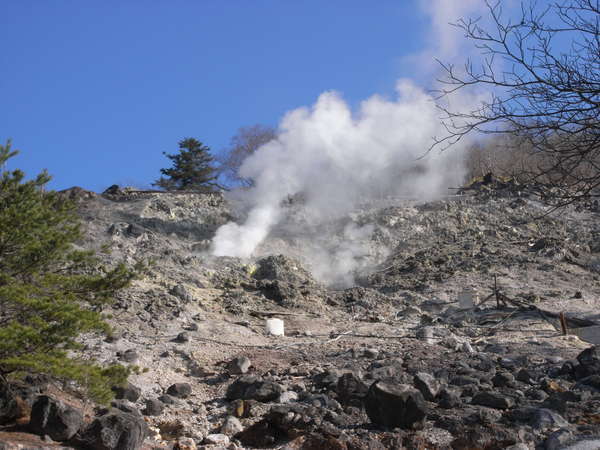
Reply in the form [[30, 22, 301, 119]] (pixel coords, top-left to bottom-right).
[[3, 0, 600, 448], [5, 181, 599, 449]]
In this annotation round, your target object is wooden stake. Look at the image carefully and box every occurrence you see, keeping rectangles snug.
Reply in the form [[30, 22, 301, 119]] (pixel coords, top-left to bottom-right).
[[494, 274, 499, 309], [560, 312, 568, 336]]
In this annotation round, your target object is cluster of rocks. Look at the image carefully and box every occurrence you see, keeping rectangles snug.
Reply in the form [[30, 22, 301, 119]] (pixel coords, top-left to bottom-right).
[[1, 184, 598, 449], [0, 381, 147, 449]]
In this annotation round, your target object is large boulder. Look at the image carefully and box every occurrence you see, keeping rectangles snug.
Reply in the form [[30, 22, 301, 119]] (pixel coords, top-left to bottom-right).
[[413, 372, 441, 401], [112, 383, 141, 402], [336, 372, 368, 406], [575, 346, 600, 379], [364, 382, 427, 429], [80, 410, 148, 450], [253, 255, 315, 285], [226, 376, 283, 402], [29, 395, 83, 442]]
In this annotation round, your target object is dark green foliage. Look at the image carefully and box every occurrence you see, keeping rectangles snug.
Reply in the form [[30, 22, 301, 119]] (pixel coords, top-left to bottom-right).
[[153, 138, 221, 191], [0, 140, 137, 403]]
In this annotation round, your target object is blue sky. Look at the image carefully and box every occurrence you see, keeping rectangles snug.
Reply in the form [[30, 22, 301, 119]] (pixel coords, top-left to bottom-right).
[[1, 1, 436, 191]]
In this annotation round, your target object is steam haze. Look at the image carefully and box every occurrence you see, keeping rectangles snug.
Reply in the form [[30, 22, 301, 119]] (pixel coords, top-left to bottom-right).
[[212, 0, 486, 285]]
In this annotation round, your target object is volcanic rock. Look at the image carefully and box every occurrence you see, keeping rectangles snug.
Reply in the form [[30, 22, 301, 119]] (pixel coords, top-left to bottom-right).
[[220, 415, 243, 436], [336, 372, 368, 406], [575, 346, 600, 378], [413, 372, 441, 401], [175, 332, 190, 343], [226, 356, 251, 375], [167, 383, 192, 399], [226, 375, 283, 402], [117, 349, 139, 363], [29, 395, 83, 442], [492, 372, 516, 388], [143, 398, 164, 416], [204, 434, 229, 445], [110, 400, 141, 416], [253, 255, 315, 285], [471, 391, 514, 410], [364, 381, 427, 429], [112, 383, 141, 402], [510, 407, 568, 430], [158, 394, 178, 405], [437, 387, 462, 409], [544, 429, 573, 450], [80, 409, 148, 450], [278, 391, 299, 404]]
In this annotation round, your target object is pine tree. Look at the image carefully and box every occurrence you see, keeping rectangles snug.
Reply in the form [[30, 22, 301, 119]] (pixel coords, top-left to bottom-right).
[[0, 140, 138, 403], [153, 138, 221, 191]]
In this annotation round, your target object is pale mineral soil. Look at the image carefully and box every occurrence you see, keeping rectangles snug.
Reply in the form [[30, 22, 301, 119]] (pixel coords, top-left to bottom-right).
[[26, 186, 600, 448]]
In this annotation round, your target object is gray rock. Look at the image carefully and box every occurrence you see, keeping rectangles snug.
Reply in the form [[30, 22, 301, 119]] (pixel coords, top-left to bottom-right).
[[544, 428, 572, 450], [450, 375, 480, 387], [471, 391, 514, 410], [170, 284, 194, 302], [573, 374, 600, 392], [112, 383, 141, 402], [542, 391, 580, 414], [30, 395, 83, 441], [364, 381, 427, 429], [525, 388, 548, 401], [437, 387, 462, 409], [175, 437, 197, 450], [158, 394, 177, 405], [516, 368, 537, 384], [413, 372, 441, 401], [575, 346, 600, 379], [305, 393, 341, 410], [226, 356, 251, 375], [118, 349, 138, 363], [226, 375, 283, 402], [175, 332, 190, 343], [81, 410, 148, 450], [461, 342, 475, 354], [485, 344, 507, 354], [167, 383, 192, 399], [492, 372, 516, 388], [364, 348, 380, 358], [499, 358, 518, 370], [336, 372, 368, 406], [110, 400, 140, 416], [253, 255, 314, 285], [204, 433, 230, 445], [278, 391, 299, 404], [143, 398, 164, 416], [313, 370, 341, 390], [511, 407, 568, 430], [220, 416, 243, 436]]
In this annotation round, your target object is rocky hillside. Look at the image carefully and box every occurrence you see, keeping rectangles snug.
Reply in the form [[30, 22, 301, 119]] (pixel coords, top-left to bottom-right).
[[3, 182, 600, 449]]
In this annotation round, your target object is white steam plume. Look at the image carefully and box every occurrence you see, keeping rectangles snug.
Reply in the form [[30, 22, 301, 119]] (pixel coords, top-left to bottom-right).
[[212, 81, 465, 255], [212, 0, 488, 285]]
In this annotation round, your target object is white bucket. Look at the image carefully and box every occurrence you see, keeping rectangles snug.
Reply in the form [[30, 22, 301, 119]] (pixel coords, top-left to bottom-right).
[[265, 318, 285, 336]]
